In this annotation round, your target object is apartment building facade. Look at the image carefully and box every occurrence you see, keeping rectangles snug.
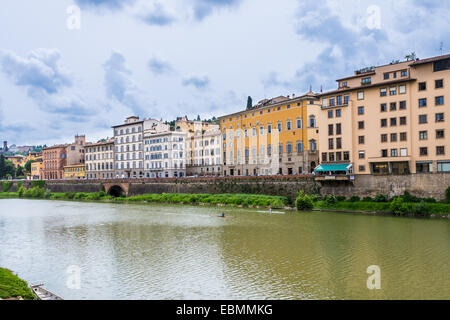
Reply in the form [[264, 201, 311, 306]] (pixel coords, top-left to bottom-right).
[[175, 117, 222, 176], [143, 130, 187, 178], [317, 54, 450, 176], [113, 116, 144, 178], [218, 93, 320, 176], [85, 139, 114, 179], [42, 144, 67, 180]]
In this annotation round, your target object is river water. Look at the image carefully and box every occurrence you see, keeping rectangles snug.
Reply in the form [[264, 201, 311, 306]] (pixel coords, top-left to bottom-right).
[[0, 199, 448, 300]]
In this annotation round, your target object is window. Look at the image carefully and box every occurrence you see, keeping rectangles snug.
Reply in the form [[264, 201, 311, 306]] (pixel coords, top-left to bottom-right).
[[419, 131, 428, 140], [390, 87, 397, 95], [420, 147, 428, 156], [309, 116, 316, 128], [296, 118, 302, 129], [435, 96, 444, 105], [336, 96, 342, 106], [380, 88, 387, 97], [390, 133, 397, 142], [267, 124, 272, 133], [336, 123, 342, 135], [359, 151, 365, 159], [287, 121, 292, 131], [357, 91, 364, 100], [391, 149, 398, 157], [390, 102, 397, 111], [436, 146, 445, 155], [400, 148, 408, 157], [434, 58, 450, 72], [436, 113, 444, 122], [419, 98, 427, 107], [361, 78, 371, 85], [399, 101, 406, 110], [358, 121, 364, 129], [286, 143, 293, 154], [329, 98, 335, 107], [277, 122, 282, 132], [418, 82, 427, 91], [381, 134, 388, 142], [400, 117, 407, 125], [328, 124, 334, 136], [381, 149, 388, 158], [384, 73, 390, 80], [359, 165, 366, 172], [336, 138, 342, 149], [436, 129, 445, 139], [435, 79, 444, 89], [399, 85, 406, 94], [328, 138, 334, 150], [344, 95, 349, 105], [358, 136, 365, 144], [438, 161, 450, 172], [416, 162, 433, 173], [381, 119, 387, 127], [296, 141, 304, 152], [328, 110, 334, 118], [322, 153, 327, 162], [358, 106, 364, 115], [336, 109, 341, 117], [329, 153, 335, 162], [343, 151, 350, 161], [400, 132, 407, 141], [401, 70, 407, 77], [336, 152, 342, 161], [419, 115, 427, 124], [380, 103, 387, 112]]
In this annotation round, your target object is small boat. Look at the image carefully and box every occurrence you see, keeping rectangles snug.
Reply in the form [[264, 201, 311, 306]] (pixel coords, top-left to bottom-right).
[[31, 284, 63, 300]]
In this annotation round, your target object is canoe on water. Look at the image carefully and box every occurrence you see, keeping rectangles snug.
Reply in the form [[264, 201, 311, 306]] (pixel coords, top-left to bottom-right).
[[31, 284, 63, 300]]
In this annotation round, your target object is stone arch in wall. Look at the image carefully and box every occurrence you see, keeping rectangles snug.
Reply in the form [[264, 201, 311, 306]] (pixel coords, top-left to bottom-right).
[[104, 183, 130, 197]]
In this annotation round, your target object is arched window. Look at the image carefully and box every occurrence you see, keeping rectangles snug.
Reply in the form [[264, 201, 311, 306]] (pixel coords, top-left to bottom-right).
[[309, 139, 317, 151]]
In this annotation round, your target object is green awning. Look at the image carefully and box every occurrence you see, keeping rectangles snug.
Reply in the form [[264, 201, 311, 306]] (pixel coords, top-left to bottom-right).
[[314, 164, 352, 172]]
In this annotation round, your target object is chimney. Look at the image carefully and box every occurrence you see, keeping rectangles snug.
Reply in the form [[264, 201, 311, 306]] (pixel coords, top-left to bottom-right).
[[292, 94, 295, 98]]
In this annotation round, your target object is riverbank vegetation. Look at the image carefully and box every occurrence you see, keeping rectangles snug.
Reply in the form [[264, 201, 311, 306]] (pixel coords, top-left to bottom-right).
[[0, 268, 36, 300], [296, 191, 450, 217], [2, 186, 289, 208]]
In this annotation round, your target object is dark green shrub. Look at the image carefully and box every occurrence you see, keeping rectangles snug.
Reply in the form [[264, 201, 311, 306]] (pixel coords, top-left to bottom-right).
[[296, 191, 313, 210], [390, 197, 407, 215], [336, 196, 346, 202], [18, 185, 26, 197], [349, 196, 360, 202], [325, 195, 337, 206], [374, 194, 388, 202], [362, 197, 373, 202], [412, 201, 430, 216], [31, 180, 46, 188], [17, 181, 22, 190], [446, 186, 450, 203], [1, 181, 13, 192], [401, 191, 419, 203]]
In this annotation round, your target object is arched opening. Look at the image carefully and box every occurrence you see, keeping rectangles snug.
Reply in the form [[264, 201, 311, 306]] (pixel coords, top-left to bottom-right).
[[108, 185, 124, 197]]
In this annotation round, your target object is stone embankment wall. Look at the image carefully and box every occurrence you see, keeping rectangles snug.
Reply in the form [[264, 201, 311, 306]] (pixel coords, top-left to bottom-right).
[[3, 173, 449, 201]]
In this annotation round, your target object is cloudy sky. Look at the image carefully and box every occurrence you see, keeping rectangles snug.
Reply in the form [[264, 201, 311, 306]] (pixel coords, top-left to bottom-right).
[[0, 0, 449, 145]]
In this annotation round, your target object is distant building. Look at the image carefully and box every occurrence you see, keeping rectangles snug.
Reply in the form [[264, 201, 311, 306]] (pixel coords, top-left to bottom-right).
[[113, 116, 145, 178], [66, 135, 86, 166], [42, 144, 67, 180], [143, 129, 187, 178], [64, 164, 86, 179], [31, 160, 43, 179], [85, 139, 114, 179], [176, 117, 222, 176]]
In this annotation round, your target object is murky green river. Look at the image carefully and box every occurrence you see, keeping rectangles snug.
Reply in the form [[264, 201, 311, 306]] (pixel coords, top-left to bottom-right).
[[0, 199, 448, 300]]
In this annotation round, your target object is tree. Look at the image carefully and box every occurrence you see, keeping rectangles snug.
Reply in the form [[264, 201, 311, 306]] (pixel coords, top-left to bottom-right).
[[196, 115, 201, 121], [25, 160, 35, 172], [405, 52, 417, 61], [246, 96, 253, 110], [16, 166, 24, 177], [0, 156, 15, 179]]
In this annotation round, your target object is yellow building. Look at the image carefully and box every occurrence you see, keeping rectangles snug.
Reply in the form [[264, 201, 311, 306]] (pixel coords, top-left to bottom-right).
[[31, 160, 43, 179], [5, 155, 26, 168], [316, 53, 450, 176], [218, 92, 319, 176], [64, 164, 86, 179]]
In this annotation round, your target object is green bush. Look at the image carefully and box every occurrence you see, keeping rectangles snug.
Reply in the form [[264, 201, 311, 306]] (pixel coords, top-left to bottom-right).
[[336, 196, 346, 202], [390, 197, 407, 215], [362, 197, 373, 202], [309, 194, 322, 202], [349, 196, 360, 202], [295, 191, 313, 210], [401, 191, 419, 203], [446, 186, 450, 203], [1, 181, 13, 192], [31, 180, 46, 188], [325, 195, 337, 206], [0, 268, 36, 300], [17, 181, 22, 190], [411, 201, 430, 216], [374, 194, 388, 202]]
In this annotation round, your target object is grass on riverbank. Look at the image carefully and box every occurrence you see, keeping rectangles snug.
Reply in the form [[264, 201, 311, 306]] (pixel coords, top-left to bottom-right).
[[0, 268, 36, 300], [1, 188, 289, 209]]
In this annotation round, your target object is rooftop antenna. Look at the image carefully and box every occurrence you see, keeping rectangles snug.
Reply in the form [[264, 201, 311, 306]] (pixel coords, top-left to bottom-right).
[[440, 42, 444, 55]]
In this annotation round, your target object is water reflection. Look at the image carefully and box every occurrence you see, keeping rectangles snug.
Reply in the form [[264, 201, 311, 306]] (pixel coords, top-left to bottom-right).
[[0, 199, 448, 300]]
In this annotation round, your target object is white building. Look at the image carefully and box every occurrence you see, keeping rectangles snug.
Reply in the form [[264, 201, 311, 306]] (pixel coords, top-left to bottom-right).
[[144, 129, 187, 178], [113, 116, 144, 178]]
